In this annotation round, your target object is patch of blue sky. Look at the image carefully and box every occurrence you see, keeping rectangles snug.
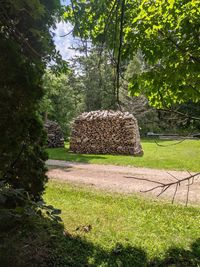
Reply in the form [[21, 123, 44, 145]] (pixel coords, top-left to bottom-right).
[[60, 0, 70, 6], [53, 21, 80, 60], [53, 0, 82, 61]]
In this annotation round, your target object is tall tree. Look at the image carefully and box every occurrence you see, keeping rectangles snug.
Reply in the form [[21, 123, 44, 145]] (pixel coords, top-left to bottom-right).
[[41, 70, 84, 137], [0, 0, 60, 200], [73, 46, 117, 111], [64, 0, 200, 109]]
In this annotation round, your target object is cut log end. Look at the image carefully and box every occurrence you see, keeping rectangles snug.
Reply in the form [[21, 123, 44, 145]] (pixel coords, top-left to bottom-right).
[[70, 110, 143, 156], [44, 120, 64, 148]]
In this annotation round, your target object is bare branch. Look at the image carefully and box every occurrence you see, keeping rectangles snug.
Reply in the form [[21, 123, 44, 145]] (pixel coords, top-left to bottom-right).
[[60, 29, 73, 37], [157, 108, 200, 122], [167, 172, 179, 181], [186, 179, 190, 207], [127, 172, 200, 205], [142, 172, 200, 192], [125, 176, 165, 186], [153, 130, 195, 147], [157, 185, 170, 197], [154, 139, 186, 147], [172, 183, 179, 204], [116, 0, 125, 106]]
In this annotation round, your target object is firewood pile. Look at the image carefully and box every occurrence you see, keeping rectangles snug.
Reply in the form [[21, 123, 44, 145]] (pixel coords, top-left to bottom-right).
[[44, 120, 64, 148], [69, 110, 143, 156]]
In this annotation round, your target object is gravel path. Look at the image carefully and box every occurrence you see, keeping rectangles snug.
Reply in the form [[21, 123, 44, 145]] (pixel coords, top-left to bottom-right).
[[47, 159, 200, 204]]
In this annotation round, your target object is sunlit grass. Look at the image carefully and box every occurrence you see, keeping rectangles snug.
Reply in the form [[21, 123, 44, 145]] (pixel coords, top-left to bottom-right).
[[44, 180, 200, 265], [47, 139, 200, 171]]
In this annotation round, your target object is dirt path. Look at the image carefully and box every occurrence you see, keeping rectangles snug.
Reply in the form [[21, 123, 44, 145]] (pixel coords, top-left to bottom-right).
[[47, 160, 200, 204]]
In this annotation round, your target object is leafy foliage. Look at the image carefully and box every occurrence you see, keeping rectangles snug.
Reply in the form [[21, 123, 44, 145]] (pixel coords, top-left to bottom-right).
[[41, 70, 84, 137], [41, 46, 119, 138], [73, 46, 117, 111], [127, 0, 200, 107], [0, 0, 60, 200], [64, 0, 200, 108]]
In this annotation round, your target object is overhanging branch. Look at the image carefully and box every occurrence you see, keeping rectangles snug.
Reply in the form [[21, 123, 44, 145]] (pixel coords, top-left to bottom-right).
[[126, 172, 200, 206]]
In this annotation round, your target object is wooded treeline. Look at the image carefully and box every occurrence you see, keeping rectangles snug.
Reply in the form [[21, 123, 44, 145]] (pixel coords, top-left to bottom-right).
[[41, 45, 200, 138], [0, 0, 200, 265], [49, 0, 200, 138]]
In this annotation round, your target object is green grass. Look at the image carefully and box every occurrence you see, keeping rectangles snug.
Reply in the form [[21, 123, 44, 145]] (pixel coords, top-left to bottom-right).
[[47, 139, 200, 172], [2, 181, 200, 266], [43, 180, 200, 266]]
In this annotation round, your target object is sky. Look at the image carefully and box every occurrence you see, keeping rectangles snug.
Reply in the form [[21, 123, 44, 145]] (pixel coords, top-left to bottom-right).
[[53, 0, 81, 61], [53, 21, 80, 61]]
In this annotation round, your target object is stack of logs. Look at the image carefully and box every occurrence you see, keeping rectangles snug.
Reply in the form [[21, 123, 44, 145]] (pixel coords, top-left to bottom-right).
[[69, 110, 143, 156], [44, 120, 64, 148]]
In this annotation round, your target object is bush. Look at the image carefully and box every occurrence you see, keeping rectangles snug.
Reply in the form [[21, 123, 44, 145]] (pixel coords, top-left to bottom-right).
[[0, 0, 60, 200]]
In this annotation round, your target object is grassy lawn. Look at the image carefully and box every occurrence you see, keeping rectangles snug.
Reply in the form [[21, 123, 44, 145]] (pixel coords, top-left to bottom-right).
[[47, 139, 200, 172], [43, 180, 200, 266], [2, 180, 200, 266]]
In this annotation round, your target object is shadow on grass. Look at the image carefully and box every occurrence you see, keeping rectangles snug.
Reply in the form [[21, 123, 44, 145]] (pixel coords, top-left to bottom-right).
[[47, 165, 73, 173], [66, 151, 107, 163], [1, 215, 200, 267], [141, 138, 179, 144], [47, 147, 108, 163]]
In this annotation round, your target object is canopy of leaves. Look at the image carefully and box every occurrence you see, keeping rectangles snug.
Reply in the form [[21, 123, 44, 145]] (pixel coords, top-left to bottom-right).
[[41, 70, 84, 137], [64, 0, 200, 108]]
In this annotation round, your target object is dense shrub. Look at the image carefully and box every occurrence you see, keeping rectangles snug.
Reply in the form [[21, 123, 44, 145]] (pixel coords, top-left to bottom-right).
[[0, 0, 60, 200]]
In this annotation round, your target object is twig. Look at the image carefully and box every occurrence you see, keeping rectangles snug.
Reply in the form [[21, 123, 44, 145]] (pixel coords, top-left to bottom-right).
[[126, 172, 200, 205], [172, 183, 179, 204], [142, 172, 200, 192], [154, 131, 194, 147], [116, 0, 125, 106], [157, 185, 170, 197], [154, 138, 186, 147], [60, 29, 73, 37], [186, 179, 190, 207], [157, 108, 200, 122], [167, 172, 179, 181], [125, 176, 165, 185]]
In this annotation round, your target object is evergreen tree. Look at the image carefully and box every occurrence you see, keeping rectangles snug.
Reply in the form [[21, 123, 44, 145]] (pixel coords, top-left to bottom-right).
[[0, 0, 60, 200], [73, 47, 117, 111]]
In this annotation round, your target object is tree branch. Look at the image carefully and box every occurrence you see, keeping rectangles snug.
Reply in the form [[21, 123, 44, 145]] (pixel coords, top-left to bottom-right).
[[158, 29, 200, 64], [126, 172, 200, 205], [116, 0, 125, 106], [157, 108, 200, 121], [98, 0, 118, 67], [59, 29, 73, 37]]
